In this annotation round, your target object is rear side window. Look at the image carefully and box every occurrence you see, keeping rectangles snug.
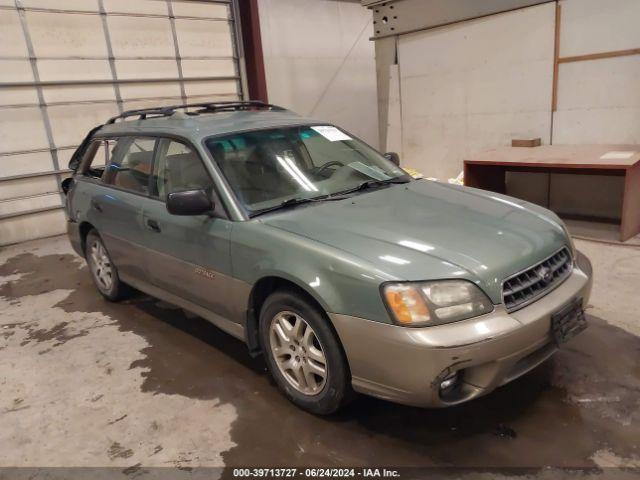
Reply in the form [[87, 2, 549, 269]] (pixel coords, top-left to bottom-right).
[[105, 137, 156, 194], [151, 139, 213, 200]]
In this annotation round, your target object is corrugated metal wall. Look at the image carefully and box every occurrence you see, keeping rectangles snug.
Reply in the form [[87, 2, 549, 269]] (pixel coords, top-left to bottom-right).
[[0, 0, 246, 246]]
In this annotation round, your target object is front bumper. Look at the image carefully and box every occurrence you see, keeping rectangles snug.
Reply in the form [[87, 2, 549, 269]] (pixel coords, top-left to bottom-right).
[[330, 250, 593, 407]]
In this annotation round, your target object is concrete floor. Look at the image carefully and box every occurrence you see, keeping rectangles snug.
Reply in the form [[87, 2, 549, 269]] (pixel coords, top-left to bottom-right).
[[1, 235, 639, 477]]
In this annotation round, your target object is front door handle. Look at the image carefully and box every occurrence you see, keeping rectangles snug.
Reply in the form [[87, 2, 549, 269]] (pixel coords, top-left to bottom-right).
[[146, 218, 161, 233]]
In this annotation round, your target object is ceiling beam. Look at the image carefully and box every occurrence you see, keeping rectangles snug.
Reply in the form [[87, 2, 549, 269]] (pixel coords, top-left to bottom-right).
[[362, 0, 554, 39]]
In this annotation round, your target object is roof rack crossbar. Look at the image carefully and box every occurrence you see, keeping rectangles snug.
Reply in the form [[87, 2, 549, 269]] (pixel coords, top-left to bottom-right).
[[106, 100, 286, 124]]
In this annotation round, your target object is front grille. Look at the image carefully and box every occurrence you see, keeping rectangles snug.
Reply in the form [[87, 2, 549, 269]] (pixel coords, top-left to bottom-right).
[[502, 247, 573, 312]]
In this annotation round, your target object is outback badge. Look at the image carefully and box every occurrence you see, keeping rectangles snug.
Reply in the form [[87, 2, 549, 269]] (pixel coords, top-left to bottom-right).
[[195, 266, 216, 279]]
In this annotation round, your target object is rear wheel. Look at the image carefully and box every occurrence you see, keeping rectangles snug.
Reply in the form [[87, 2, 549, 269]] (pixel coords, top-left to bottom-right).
[[259, 290, 352, 415], [85, 229, 130, 301]]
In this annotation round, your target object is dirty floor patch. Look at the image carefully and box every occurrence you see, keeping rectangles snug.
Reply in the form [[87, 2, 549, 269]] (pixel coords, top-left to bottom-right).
[[0, 244, 236, 469]]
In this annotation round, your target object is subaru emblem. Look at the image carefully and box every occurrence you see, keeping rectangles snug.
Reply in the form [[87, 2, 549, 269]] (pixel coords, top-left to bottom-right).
[[537, 266, 552, 284]]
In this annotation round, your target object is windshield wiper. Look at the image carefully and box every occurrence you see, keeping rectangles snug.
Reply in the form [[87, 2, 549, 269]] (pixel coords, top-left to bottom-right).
[[250, 195, 333, 217], [250, 177, 410, 217], [332, 176, 410, 197]]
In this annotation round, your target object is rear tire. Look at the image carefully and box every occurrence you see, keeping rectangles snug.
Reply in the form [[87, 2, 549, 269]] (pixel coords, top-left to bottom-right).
[[85, 229, 130, 301], [259, 290, 352, 415]]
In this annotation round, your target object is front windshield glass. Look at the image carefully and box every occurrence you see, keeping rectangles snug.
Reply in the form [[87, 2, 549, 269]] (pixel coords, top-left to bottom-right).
[[205, 125, 409, 214]]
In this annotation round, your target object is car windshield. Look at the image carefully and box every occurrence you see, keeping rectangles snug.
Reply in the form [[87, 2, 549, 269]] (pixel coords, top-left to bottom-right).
[[205, 125, 409, 215]]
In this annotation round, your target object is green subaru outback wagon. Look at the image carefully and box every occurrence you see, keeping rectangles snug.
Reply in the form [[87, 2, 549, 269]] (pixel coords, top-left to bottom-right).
[[64, 101, 592, 414]]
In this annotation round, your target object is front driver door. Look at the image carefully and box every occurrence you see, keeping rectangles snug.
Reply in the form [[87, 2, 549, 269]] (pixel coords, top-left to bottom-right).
[[142, 138, 237, 323]]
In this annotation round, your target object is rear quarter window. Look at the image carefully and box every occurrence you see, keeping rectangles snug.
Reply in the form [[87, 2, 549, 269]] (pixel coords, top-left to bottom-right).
[[79, 139, 116, 181]]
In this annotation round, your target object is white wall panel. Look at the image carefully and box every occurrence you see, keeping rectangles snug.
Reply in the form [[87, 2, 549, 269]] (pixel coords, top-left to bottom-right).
[[175, 19, 234, 57], [0, 59, 34, 82], [122, 98, 183, 111], [185, 94, 239, 105], [554, 110, 640, 146], [55, 149, 76, 169], [0, 9, 29, 58], [187, 95, 238, 104], [22, 0, 98, 12], [47, 103, 119, 148], [171, 1, 228, 19], [0, 193, 61, 217], [553, 9, 640, 145], [181, 59, 236, 78], [559, 0, 640, 57], [0, 61, 37, 106], [258, 0, 379, 147], [119, 81, 182, 100], [0, 107, 50, 153], [102, 0, 168, 16], [108, 16, 175, 58], [43, 85, 116, 104], [116, 59, 179, 79], [0, 152, 54, 178], [465, 111, 551, 161], [0, 176, 59, 201], [0, 209, 66, 245], [554, 56, 640, 144], [184, 79, 238, 98], [37, 60, 112, 82], [398, 3, 555, 179], [26, 11, 107, 58]]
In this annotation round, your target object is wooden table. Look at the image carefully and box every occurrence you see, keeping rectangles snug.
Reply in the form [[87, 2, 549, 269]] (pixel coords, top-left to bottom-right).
[[464, 145, 640, 241]]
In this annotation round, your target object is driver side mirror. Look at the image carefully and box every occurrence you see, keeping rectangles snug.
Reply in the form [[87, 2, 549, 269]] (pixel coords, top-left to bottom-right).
[[166, 189, 213, 216], [384, 152, 400, 166]]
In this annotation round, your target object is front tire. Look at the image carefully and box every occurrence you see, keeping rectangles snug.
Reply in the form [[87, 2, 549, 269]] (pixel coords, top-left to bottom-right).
[[259, 290, 352, 415], [85, 229, 130, 301]]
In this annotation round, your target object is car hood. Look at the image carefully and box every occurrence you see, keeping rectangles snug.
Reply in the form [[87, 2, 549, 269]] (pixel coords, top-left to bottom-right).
[[261, 180, 569, 302]]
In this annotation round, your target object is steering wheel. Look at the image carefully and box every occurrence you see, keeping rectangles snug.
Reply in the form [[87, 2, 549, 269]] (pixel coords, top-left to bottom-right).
[[316, 160, 345, 175]]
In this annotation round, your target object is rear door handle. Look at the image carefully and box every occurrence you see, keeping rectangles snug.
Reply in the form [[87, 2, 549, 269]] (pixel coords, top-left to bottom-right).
[[91, 200, 103, 213], [146, 218, 161, 233]]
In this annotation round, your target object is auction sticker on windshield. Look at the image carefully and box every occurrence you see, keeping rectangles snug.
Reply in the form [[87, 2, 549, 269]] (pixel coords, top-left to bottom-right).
[[311, 125, 352, 142]]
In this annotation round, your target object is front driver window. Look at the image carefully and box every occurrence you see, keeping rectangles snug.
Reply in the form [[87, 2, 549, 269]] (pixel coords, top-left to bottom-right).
[[151, 139, 213, 201]]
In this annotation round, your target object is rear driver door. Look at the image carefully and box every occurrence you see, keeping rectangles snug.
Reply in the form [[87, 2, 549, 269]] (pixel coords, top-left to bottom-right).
[[89, 136, 156, 283]]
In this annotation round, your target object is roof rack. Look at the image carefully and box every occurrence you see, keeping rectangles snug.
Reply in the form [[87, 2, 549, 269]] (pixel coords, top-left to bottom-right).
[[106, 100, 287, 124]]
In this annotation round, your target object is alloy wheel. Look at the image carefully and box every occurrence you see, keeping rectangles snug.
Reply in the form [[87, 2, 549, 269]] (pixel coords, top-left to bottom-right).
[[89, 240, 113, 292], [269, 311, 327, 395]]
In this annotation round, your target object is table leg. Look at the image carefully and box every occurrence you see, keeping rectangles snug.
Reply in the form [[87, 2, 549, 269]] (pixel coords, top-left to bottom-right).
[[621, 163, 640, 242]]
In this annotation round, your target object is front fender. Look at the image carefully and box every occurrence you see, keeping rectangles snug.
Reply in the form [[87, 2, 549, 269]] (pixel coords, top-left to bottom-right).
[[230, 221, 395, 324]]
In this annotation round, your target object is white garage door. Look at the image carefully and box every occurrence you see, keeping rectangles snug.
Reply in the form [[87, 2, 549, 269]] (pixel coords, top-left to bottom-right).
[[0, 0, 246, 246]]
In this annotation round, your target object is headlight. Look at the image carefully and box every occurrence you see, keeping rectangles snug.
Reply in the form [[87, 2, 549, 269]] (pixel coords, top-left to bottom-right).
[[382, 280, 494, 327]]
